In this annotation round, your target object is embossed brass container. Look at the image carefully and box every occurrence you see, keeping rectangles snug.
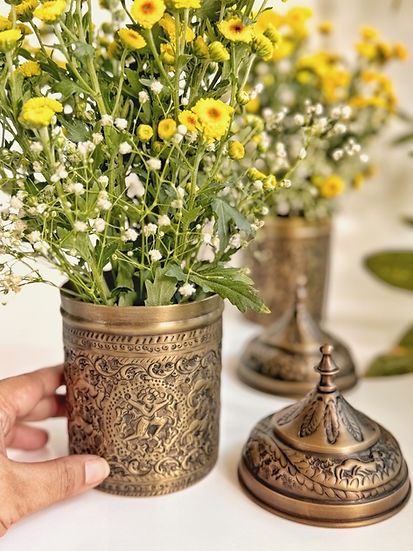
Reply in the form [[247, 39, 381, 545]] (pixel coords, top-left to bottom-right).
[[238, 281, 357, 397], [61, 293, 224, 496], [244, 216, 332, 326], [238, 345, 411, 527]]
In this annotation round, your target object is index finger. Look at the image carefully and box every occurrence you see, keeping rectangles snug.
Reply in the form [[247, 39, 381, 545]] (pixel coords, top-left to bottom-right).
[[0, 365, 64, 428]]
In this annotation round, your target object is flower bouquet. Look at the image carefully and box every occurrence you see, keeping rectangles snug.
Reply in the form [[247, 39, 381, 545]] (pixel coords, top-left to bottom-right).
[[0, 0, 276, 312]]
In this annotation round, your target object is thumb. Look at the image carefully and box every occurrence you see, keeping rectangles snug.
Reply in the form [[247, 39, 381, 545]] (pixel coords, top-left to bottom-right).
[[3, 455, 109, 532]]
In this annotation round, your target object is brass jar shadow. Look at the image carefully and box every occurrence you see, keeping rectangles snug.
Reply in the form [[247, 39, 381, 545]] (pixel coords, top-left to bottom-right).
[[61, 293, 224, 497], [244, 216, 332, 326]]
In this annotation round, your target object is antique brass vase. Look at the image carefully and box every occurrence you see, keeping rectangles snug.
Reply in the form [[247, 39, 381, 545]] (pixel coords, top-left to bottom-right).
[[239, 345, 411, 527], [244, 216, 331, 326], [61, 293, 223, 496]]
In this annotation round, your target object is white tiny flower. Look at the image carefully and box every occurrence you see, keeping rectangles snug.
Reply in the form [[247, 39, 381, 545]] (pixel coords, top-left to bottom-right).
[[97, 190, 112, 211], [123, 228, 138, 241], [92, 133, 104, 145], [262, 206, 269, 215], [125, 173, 145, 198], [176, 186, 185, 199], [177, 124, 187, 136], [314, 103, 323, 115], [138, 91, 149, 104], [281, 179, 292, 188], [10, 196, 23, 210], [33, 241, 50, 255], [74, 221, 88, 232], [33, 161, 42, 172], [229, 233, 242, 249], [298, 148, 307, 160], [36, 203, 47, 214], [72, 182, 85, 196], [144, 223, 157, 236], [360, 153, 369, 163], [342, 105, 352, 119], [181, 97, 189, 106], [149, 249, 162, 262], [115, 118, 128, 130], [34, 173, 46, 183], [334, 123, 347, 135], [293, 113, 305, 126], [332, 149, 344, 161], [158, 215, 171, 227], [119, 142, 132, 155], [98, 175, 109, 186], [92, 218, 106, 232], [78, 141, 96, 157], [171, 199, 183, 209], [28, 230, 41, 243], [253, 180, 263, 191], [147, 158, 162, 171], [150, 81, 163, 94], [172, 133, 183, 145], [30, 142, 43, 154], [178, 282, 196, 297], [101, 114, 113, 127], [63, 104, 73, 114]]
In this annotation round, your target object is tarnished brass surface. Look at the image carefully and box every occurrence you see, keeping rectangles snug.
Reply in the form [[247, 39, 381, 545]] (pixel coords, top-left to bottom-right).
[[238, 345, 411, 527], [61, 293, 224, 496], [244, 216, 331, 326], [239, 281, 357, 397]]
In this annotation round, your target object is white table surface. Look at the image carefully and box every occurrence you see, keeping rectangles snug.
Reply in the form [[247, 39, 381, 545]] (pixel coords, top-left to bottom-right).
[[1, 173, 413, 550]]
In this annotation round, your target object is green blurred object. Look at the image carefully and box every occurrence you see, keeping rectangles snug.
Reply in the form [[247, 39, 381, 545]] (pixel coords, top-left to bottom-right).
[[364, 251, 413, 291], [366, 325, 413, 377]]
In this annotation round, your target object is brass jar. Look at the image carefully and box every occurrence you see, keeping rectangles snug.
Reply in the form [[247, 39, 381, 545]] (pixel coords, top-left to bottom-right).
[[244, 216, 332, 326], [61, 293, 224, 497]]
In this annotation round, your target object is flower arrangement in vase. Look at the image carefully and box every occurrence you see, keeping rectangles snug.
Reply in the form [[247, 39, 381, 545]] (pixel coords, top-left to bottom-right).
[[242, 6, 406, 324], [0, 0, 281, 496]]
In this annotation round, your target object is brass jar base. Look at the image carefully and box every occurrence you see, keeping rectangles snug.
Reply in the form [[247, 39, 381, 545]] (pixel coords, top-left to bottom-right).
[[238, 459, 411, 528]]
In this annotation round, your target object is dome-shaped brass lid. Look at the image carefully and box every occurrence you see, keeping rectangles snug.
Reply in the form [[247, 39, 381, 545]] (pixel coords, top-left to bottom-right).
[[238, 280, 357, 397], [238, 345, 411, 527]]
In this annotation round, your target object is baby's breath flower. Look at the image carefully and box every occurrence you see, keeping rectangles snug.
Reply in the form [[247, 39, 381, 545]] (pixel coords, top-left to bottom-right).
[[178, 282, 196, 297], [114, 118, 128, 130], [158, 215, 171, 227], [147, 158, 162, 170], [119, 142, 132, 155], [101, 114, 113, 127], [92, 133, 104, 145], [125, 173, 145, 198], [138, 91, 149, 104], [74, 221, 88, 232], [98, 175, 109, 186], [144, 223, 157, 236], [30, 142, 43, 154], [149, 249, 162, 262], [123, 228, 139, 241], [92, 218, 106, 233], [97, 191, 112, 211], [150, 80, 163, 94]]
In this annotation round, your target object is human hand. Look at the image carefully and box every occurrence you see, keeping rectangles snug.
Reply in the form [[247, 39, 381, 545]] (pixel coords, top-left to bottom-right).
[[0, 366, 110, 536]]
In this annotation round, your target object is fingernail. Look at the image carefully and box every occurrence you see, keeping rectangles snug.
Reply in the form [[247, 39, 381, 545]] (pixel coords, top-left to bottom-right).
[[85, 458, 110, 486]]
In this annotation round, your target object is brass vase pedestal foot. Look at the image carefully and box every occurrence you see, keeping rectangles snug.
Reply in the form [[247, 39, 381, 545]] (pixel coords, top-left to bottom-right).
[[238, 281, 357, 398], [238, 345, 411, 527]]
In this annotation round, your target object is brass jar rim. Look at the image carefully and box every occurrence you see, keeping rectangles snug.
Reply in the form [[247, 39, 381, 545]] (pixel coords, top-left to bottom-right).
[[262, 215, 332, 238]]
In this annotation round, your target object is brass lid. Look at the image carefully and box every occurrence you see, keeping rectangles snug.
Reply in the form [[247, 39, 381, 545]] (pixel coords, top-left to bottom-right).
[[239, 345, 411, 527], [238, 281, 357, 397]]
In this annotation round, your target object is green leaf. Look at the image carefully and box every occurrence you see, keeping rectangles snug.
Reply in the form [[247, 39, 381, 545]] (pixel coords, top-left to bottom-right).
[[199, 1, 221, 23], [212, 197, 252, 251], [145, 267, 177, 306], [72, 41, 95, 60], [397, 324, 413, 348], [365, 353, 413, 377], [190, 266, 268, 313], [54, 77, 87, 98], [364, 251, 413, 291], [58, 117, 90, 142]]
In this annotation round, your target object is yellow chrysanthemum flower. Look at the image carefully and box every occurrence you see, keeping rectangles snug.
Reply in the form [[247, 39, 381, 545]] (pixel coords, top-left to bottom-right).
[[317, 20, 334, 34], [20, 97, 63, 128], [192, 98, 233, 141], [228, 141, 245, 160], [283, 7, 313, 38], [131, 0, 165, 30], [159, 12, 194, 43], [167, 0, 200, 8], [137, 124, 154, 142], [246, 97, 260, 114], [158, 118, 177, 140], [255, 9, 283, 35], [318, 175, 345, 198], [0, 16, 12, 31], [34, 0, 66, 24], [393, 43, 408, 61], [17, 60, 42, 77], [178, 110, 198, 133], [118, 28, 146, 50], [0, 28, 22, 53], [209, 41, 229, 62], [193, 36, 209, 59], [360, 26, 378, 41], [252, 34, 274, 61], [13, 0, 39, 22], [160, 43, 175, 64], [217, 16, 254, 44]]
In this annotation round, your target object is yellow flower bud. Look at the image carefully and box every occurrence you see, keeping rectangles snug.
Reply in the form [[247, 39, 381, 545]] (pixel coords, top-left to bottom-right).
[[17, 60, 42, 77], [160, 43, 175, 65], [158, 118, 177, 140], [264, 174, 277, 190], [193, 35, 209, 59], [137, 124, 154, 142], [252, 34, 274, 61], [118, 28, 146, 50], [208, 41, 230, 62], [237, 90, 250, 106], [0, 28, 22, 53], [228, 141, 245, 160], [263, 24, 282, 46], [12, 0, 39, 23]]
